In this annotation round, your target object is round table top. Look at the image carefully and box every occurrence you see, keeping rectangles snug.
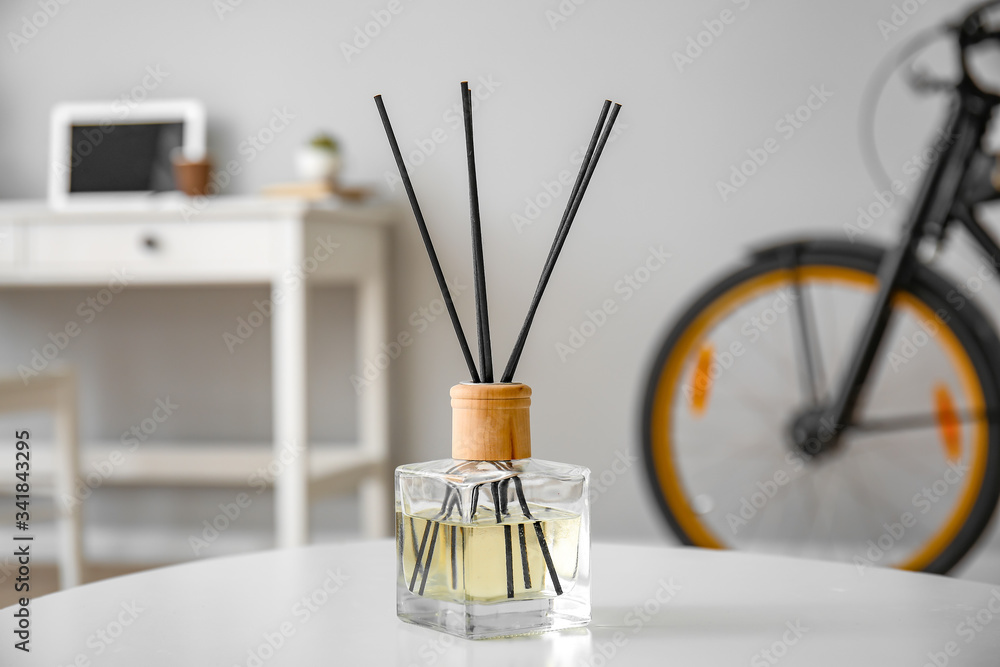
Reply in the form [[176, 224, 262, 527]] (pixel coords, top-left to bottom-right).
[[6, 540, 999, 666]]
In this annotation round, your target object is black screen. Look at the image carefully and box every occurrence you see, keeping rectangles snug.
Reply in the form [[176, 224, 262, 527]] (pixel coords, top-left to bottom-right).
[[69, 122, 184, 193]]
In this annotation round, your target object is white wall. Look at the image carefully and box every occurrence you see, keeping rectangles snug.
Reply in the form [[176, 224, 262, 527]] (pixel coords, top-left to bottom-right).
[[1, 0, 998, 580]]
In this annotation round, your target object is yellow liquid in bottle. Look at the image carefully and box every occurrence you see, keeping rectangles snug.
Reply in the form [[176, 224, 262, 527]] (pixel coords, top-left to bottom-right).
[[397, 505, 581, 603]]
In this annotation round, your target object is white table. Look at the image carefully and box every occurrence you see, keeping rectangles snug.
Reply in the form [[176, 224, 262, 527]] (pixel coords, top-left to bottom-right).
[[0, 198, 395, 549], [7, 540, 999, 666]]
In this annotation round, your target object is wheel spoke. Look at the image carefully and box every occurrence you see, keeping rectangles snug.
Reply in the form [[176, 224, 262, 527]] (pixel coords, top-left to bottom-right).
[[676, 409, 775, 452], [848, 455, 909, 532], [678, 342, 794, 427], [723, 386, 786, 425], [754, 314, 800, 389], [851, 408, 992, 435], [791, 268, 825, 406], [854, 439, 942, 483], [695, 439, 782, 467], [687, 455, 782, 494]]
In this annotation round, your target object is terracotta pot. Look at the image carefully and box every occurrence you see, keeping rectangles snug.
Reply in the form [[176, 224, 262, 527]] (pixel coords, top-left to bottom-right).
[[173, 157, 212, 196]]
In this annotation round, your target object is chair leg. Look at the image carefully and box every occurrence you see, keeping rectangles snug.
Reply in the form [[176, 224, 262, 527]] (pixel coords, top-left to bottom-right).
[[53, 375, 83, 588]]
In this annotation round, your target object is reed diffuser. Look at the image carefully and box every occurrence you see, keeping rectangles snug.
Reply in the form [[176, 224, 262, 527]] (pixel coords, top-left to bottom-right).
[[376, 83, 621, 639]]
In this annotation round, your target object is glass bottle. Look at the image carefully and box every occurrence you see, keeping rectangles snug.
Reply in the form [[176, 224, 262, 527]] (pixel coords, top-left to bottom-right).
[[395, 382, 591, 639]]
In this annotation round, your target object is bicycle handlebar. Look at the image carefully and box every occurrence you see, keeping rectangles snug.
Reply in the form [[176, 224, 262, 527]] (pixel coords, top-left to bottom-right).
[[899, 1, 1000, 97], [956, 0, 1000, 95]]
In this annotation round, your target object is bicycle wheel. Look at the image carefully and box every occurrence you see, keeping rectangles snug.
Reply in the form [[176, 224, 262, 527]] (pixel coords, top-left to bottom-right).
[[642, 238, 1000, 574]]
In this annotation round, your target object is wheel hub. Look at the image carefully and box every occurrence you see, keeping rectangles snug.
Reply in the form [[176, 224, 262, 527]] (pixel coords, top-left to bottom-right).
[[788, 408, 842, 461]]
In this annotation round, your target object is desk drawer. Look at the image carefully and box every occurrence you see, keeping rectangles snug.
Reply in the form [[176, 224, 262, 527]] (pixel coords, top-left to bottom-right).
[[26, 221, 276, 273]]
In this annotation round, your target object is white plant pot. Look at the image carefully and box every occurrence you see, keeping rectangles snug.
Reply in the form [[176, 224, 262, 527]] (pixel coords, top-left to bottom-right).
[[296, 147, 341, 182]]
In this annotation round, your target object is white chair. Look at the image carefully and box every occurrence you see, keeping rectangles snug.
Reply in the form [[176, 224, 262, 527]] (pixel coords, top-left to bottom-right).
[[0, 368, 82, 588]]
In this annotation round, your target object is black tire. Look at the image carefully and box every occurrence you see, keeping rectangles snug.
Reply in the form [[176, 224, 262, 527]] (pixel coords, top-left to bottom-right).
[[641, 238, 1000, 574]]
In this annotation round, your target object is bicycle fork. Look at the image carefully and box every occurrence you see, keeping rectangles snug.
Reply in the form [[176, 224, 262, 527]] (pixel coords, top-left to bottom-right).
[[806, 97, 990, 455]]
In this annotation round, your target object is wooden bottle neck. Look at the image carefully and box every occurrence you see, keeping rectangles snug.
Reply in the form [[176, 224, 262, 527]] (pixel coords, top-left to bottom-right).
[[451, 383, 531, 461]]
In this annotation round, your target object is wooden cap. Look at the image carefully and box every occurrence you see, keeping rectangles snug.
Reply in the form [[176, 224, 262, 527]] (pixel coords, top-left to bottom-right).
[[451, 383, 531, 460]]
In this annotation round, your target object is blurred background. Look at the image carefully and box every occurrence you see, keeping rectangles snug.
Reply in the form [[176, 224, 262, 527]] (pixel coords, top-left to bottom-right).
[[1, 0, 998, 597]]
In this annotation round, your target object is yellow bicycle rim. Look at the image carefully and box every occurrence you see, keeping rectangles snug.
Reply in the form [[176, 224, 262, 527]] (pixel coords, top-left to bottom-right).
[[649, 265, 989, 570]]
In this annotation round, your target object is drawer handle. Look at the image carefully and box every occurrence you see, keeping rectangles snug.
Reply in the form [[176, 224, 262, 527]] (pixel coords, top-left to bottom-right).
[[141, 235, 161, 252]]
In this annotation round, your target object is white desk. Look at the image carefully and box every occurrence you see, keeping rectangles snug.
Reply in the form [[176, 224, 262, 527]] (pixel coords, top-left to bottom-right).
[[0, 198, 395, 548], [6, 540, 998, 665]]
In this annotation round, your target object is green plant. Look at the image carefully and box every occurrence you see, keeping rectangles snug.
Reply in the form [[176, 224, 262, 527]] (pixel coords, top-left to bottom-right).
[[309, 133, 339, 152]]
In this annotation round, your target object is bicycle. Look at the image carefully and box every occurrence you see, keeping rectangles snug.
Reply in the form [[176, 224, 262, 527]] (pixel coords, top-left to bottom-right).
[[642, 1, 1000, 574]]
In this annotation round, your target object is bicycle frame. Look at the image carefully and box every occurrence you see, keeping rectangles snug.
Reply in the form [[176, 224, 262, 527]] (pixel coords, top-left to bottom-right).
[[823, 59, 1000, 442]]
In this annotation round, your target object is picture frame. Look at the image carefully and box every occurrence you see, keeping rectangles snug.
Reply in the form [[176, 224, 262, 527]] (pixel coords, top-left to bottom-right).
[[47, 98, 206, 209]]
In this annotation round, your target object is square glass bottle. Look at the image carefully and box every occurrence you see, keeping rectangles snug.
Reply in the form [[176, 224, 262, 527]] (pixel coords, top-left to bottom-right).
[[395, 383, 591, 639]]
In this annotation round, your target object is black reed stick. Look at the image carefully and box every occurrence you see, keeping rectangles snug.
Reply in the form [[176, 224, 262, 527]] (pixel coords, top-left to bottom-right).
[[499, 478, 509, 514], [462, 81, 493, 383], [397, 512, 405, 566], [374, 94, 481, 383], [408, 516, 418, 561], [470, 484, 480, 518], [491, 481, 503, 525], [408, 518, 432, 592], [517, 523, 531, 589], [503, 524, 514, 598], [412, 483, 463, 594], [490, 481, 514, 598], [501, 101, 621, 382], [492, 463, 530, 589], [418, 521, 440, 595], [531, 521, 562, 595], [512, 474, 562, 595], [450, 525, 457, 589]]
